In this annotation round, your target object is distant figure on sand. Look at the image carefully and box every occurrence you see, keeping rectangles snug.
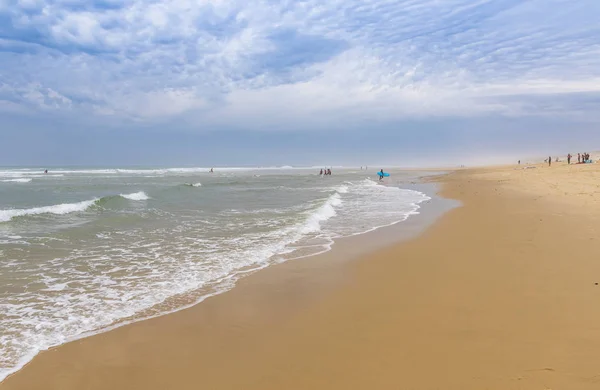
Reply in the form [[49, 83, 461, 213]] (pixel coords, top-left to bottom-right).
[[567, 154, 571, 164], [518, 160, 520, 165], [548, 156, 551, 167]]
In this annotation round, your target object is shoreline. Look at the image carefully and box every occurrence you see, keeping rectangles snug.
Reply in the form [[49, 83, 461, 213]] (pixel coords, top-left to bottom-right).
[[0, 173, 452, 384], [5, 162, 600, 389]]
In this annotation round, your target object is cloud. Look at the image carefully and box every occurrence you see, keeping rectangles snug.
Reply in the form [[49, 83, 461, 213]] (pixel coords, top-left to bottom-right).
[[0, 0, 599, 127]]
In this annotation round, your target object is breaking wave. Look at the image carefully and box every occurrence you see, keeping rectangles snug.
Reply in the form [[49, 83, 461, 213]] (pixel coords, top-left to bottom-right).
[[0, 199, 98, 223], [1, 179, 32, 183], [120, 192, 150, 201]]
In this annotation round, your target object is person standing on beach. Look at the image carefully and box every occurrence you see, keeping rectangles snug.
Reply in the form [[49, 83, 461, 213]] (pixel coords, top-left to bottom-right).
[[548, 156, 552, 167], [567, 154, 571, 164]]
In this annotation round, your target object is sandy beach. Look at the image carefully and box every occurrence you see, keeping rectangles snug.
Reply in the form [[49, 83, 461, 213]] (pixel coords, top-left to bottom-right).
[[3, 161, 600, 390]]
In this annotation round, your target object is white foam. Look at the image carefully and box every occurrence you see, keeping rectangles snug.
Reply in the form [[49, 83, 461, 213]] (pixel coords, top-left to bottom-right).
[[301, 193, 342, 234], [120, 192, 150, 201], [336, 184, 349, 193], [1, 179, 31, 183], [322, 178, 431, 239], [0, 199, 98, 222]]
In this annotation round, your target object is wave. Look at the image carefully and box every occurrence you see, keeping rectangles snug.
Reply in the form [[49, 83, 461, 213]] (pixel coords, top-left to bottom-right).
[[0, 166, 322, 178], [336, 184, 349, 194], [120, 192, 150, 201], [1, 191, 151, 222], [301, 193, 342, 234], [183, 183, 202, 187], [0, 199, 98, 223], [1, 178, 32, 183]]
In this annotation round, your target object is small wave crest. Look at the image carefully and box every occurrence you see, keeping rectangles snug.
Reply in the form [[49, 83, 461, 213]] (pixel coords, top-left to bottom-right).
[[1, 178, 32, 183], [301, 193, 342, 234], [336, 184, 349, 194], [0, 199, 98, 223], [184, 183, 202, 187], [120, 192, 150, 201]]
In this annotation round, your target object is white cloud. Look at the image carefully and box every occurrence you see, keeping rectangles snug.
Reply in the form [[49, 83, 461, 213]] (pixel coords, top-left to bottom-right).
[[0, 0, 599, 127]]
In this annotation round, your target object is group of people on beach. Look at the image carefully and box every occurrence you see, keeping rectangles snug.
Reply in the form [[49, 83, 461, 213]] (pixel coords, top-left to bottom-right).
[[320, 168, 332, 176], [519, 152, 594, 167], [577, 153, 590, 164], [544, 152, 592, 166], [565, 153, 591, 165]]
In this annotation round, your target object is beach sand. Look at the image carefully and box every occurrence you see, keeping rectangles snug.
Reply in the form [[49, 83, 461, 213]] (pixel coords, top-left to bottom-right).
[[3, 162, 600, 390]]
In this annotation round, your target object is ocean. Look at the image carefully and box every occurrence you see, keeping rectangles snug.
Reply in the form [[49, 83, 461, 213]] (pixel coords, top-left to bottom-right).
[[0, 167, 430, 381]]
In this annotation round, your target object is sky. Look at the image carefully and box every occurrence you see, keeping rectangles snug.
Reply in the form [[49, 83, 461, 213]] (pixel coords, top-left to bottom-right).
[[1, 0, 600, 167]]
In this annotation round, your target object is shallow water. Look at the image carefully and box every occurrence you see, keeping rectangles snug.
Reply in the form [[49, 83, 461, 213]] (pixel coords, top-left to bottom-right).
[[0, 167, 430, 381]]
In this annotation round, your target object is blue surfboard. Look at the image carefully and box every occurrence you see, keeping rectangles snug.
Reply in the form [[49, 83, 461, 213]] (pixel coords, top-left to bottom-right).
[[377, 172, 390, 177]]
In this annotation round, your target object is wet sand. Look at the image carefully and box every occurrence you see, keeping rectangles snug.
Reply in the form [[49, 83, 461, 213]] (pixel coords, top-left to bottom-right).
[[3, 162, 600, 390]]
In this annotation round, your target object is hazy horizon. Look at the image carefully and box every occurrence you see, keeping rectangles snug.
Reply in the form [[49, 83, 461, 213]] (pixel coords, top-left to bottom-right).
[[2, 0, 599, 166]]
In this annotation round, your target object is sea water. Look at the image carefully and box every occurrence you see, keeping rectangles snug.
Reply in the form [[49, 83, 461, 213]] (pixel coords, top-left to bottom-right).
[[0, 167, 430, 381]]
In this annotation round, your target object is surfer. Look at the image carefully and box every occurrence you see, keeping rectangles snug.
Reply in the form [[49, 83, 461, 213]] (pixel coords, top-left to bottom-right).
[[209, 168, 213, 173], [44, 169, 48, 174], [379, 169, 384, 181]]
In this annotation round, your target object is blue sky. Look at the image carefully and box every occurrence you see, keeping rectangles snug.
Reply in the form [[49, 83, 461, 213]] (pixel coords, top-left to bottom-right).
[[1, 0, 599, 166]]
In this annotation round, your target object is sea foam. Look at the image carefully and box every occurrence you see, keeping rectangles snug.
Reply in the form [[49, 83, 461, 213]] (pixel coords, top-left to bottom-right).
[[301, 193, 342, 234], [120, 192, 150, 201], [1, 178, 32, 183], [0, 199, 97, 222]]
